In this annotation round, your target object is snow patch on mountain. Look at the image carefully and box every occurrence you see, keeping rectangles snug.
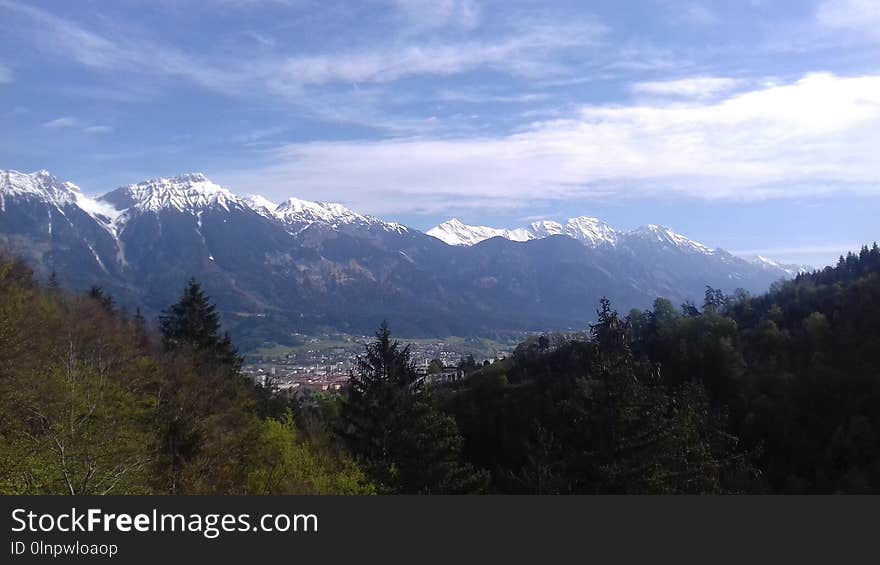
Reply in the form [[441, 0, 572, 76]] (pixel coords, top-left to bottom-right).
[[1, 169, 120, 229], [428, 216, 806, 281], [276, 197, 366, 227], [628, 224, 715, 255], [243, 194, 279, 217], [745, 255, 812, 277], [274, 196, 408, 234], [103, 173, 245, 216], [427, 219, 530, 246], [1, 169, 80, 210], [428, 216, 620, 248]]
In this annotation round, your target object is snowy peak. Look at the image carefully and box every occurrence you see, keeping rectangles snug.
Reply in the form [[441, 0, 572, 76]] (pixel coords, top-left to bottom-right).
[[746, 255, 812, 277], [0, 169, 121, 228], [276, 197, 365, 225], [0, 168, 124, 253], [1, 169, 82, 208], [527, 220, 565, 238], [564, 217, 619, 246], [628, 224, 715, 255], [427, 216, 619, 247], [427, 218, 530, 246], [243, 194, 278, 216], [273, 196, 407, 234], [100, 173, 245, 215]]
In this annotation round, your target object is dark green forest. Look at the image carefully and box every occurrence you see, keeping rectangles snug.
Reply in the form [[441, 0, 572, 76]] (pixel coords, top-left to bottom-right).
[[2, 243, 880, 494]]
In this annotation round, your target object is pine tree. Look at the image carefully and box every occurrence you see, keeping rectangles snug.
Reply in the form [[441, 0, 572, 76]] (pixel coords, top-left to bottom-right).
[[88, 285, 114, 313], [341, 321, 486, 493], [47, 270, 60, 293], [563, 298, 726, 493], [341, 321, 416, 484], [132, 307, 150, 352], [159, 278, 241, 371]]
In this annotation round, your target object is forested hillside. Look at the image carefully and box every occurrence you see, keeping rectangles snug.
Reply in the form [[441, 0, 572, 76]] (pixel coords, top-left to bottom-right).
[[3, 243, 879, 494], [437, 243, 880, 493], [0, 250, 373, 495]]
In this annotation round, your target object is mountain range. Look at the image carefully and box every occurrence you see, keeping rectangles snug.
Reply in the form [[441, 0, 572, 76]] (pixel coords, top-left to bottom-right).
[[0, 169, 807, 346]]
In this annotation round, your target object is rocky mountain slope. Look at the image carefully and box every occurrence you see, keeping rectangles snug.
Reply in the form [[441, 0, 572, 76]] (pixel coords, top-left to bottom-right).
[[0, 169, 802, 344]]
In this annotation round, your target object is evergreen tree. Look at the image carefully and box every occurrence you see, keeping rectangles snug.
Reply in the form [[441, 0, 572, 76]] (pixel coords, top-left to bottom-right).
[[341, 321, 418, 485], [159, 278, 241, 371], [88, 285, 114, 313], [341, 322, 486, 493], [132, 307, 150, 352], [47, 270, 60, 293]]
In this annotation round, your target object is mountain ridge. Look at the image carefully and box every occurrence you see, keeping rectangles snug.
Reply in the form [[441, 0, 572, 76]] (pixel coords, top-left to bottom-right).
[[1, 168, 805, 343]]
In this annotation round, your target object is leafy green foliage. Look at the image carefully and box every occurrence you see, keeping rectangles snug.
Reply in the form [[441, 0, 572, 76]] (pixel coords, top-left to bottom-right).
[[443, 243, 880, 493], [5, 241, 880, 494], [0, 251, 374, 495]]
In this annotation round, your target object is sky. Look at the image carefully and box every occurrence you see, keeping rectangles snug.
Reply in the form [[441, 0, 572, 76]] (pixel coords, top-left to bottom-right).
[[2, 0, 880, 267]]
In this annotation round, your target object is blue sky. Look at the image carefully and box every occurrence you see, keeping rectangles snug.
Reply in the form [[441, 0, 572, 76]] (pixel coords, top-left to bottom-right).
[[2, 0, 880, 267]]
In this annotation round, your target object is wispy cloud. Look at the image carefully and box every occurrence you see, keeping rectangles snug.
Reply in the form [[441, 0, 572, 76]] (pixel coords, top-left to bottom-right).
[[389, 0, 482, 33], [43, 116, 81, 129], [0, 0, 244, 92], [0, 0, 604, 91], [0, 0, 607, 135], [672, 2, 719, 26], [632, 77, 743, 98], [83, 125, 114, 134], [816, 0, 880, 40], [219, 72, 880, 214], [606, 44, 687, 72], [0, 62, 12, 84], [42, 116, 113, 134], [269, 20, 606, 89], [764, 0, 880, 54], [431, 89, 549, 104]]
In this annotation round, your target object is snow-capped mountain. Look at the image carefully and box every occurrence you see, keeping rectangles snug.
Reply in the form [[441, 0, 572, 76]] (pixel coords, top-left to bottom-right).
[[1, 169, 80, 210], [274, 196, 389, 233], [275, 197, 410, 235], [428, 218, 707, 253], [626, 224, 714, 255], [0, 169, 120, 225], [100, 173, 248, 216], [428, 216, 619, 248], [1, 168, 808, 342], [746, 255, 812, 277], [243, 194, 278, 217], [538, 217, 619, 247], [0, 170, 125, 285], [94, 173, 408, 236], [427, 219, 530, 246]]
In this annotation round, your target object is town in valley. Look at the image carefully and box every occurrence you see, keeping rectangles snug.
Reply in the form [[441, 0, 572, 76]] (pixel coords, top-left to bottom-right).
[[242, 334, 520, 395]]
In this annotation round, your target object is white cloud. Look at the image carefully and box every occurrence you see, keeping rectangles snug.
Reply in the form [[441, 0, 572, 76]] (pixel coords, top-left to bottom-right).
[[390, 0, 481, 32], [42, 116, 81, 129], [433, 89, 549, 104], [0, 63, 12, 84], [632, 77, 742, 98], [219, 72, 880, 214], [671, 2, 719, 26], [83, 125, 114, 134], [0, 0, 246, 92], [42, 116, 113, 133], [269, 20, 606, 88], [817, 0, 880, 39], [1, 0, 604, 97]]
